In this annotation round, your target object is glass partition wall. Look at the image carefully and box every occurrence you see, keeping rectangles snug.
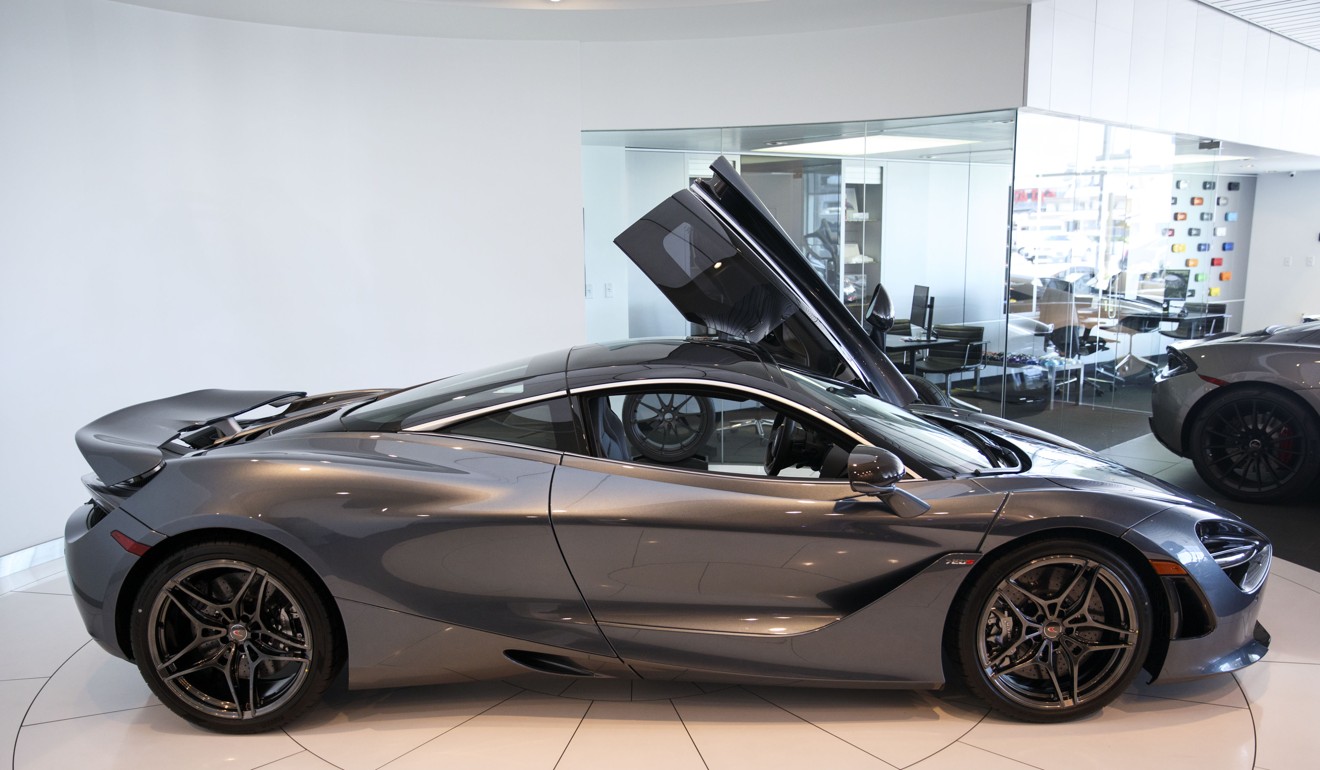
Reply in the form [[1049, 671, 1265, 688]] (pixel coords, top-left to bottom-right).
[[1008, 112, 1257, 442], [581, 109, 1261, 451]]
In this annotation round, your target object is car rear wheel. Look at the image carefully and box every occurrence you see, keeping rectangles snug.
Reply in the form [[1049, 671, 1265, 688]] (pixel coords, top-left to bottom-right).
[[130, 542, 339, 733], [1189, 387, 1320, 503], [951, 540, 1152, 722]]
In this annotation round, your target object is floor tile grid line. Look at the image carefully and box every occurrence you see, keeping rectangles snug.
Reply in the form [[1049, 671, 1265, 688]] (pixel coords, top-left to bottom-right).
[[1231, 670, 1260, 770], [951, 740, 1045, 770], [742, 686, 902, 769], [247, 748, 320, 770], [1125, 690, 1249, 710], [667, 696, 710, 770], [550, 701, 592, 770], [374, 687, 525, 770], [892, 708, 998, 770], [20, 703, 168, 729], [11, 639, 89, 770], [1269, 572, 1320, 597]]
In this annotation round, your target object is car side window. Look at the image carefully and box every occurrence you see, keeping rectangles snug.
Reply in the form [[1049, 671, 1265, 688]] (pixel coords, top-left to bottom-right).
[[444, 397, 579, 452], [582, 388, 854, 479]]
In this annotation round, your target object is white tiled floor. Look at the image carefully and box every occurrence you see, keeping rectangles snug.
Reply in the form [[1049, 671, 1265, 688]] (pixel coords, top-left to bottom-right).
[[2, 554, 1317, 770]]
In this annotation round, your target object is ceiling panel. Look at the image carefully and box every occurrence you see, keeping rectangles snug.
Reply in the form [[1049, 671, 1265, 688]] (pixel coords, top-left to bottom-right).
[[1202, 1, 1320, 51]]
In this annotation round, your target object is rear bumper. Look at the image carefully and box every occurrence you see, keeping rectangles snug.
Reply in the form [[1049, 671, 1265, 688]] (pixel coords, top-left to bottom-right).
[[64, 502, 163, 661]]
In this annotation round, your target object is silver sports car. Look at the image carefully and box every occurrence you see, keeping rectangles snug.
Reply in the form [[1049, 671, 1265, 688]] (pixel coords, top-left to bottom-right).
[[67, 158, 1271, 734], [1152, 322, 1320, 502]]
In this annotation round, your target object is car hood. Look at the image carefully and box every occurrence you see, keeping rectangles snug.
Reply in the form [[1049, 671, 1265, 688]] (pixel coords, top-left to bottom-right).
[[614, 156, 916, 407], [913, 404, 1211, 506]]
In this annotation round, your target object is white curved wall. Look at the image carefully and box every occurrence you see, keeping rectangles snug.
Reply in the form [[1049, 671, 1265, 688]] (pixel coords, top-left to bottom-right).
[[0, 1, 1033, 557], [0, 0, 586, 555]]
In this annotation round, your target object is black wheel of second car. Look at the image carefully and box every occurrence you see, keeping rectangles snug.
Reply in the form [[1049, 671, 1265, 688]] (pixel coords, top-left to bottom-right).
[[950, 539, 1152, 722], [130, 541, 339, 733], [1189, 386, 1320, 503], [622, 392, 714, 462]]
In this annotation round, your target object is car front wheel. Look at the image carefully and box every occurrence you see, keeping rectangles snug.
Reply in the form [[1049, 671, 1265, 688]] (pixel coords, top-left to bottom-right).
[[1189, 386, 1320, 503], [130, 541, 339, 733], [951, 540, 1152, 721]]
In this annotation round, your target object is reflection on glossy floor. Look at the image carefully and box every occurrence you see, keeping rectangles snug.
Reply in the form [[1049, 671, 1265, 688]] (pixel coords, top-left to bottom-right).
[[3, 550, 1318, 770]]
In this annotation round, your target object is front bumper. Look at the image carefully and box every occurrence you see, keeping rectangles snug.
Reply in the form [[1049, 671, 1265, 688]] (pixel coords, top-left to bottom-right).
[[1123, 507, 1269, 682], [64, 502, 164, 661]]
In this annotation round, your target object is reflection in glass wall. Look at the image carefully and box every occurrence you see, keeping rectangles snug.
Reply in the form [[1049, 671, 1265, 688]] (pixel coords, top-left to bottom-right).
[[1007, 112, 1256, 441], [582, 110, 1018, 408]]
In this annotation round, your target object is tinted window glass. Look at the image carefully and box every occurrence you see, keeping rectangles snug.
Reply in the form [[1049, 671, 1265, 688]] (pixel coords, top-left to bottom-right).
[[341, 349, 569, 430], [445, 397, 578, 452], [584, 387, 854, 479], [781, 368, 995, 476]]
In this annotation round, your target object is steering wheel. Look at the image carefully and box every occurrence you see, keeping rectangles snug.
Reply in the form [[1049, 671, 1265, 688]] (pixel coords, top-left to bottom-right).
[[764, 413, 801, 476]]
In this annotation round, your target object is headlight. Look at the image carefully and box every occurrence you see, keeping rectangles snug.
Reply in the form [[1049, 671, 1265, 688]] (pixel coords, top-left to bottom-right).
[[1197, 520, 1271, 593]]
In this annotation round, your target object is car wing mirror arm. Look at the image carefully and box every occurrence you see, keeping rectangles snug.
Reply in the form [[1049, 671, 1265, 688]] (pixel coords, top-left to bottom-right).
[[847, 446, 931, 518]]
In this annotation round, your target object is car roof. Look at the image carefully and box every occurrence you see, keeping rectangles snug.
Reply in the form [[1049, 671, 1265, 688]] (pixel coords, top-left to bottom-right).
[[564, 338, 783, 388]]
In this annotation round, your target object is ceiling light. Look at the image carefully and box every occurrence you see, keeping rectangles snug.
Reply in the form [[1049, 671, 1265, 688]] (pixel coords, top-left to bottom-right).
[[754, 135, 974, 157]]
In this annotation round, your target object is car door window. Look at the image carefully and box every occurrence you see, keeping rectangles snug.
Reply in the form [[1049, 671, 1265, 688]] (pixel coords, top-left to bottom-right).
[[444, 397, 580, 452], [582, 388, 854, 479]]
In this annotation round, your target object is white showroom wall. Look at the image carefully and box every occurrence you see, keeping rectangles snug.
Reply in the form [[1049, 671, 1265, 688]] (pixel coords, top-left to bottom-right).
[[579, 7, 1029, 132], [1242, 171, 1320, 330], [1026, 0, 1320, 157], [0, 0, 584, 556]]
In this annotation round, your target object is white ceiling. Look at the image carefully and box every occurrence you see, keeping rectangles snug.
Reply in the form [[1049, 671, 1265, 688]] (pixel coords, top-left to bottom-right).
[[109, 0, 1034, 41], [1201, 0, 1320, 51]]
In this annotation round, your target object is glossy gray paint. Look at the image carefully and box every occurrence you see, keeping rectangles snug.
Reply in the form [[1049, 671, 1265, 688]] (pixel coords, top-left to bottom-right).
[[1151, 323, 1320, 455]]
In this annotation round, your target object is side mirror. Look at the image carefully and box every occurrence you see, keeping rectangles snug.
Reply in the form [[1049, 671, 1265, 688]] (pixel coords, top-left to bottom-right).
[[864, 285, 895, 346], [847, 446, 931, 518]]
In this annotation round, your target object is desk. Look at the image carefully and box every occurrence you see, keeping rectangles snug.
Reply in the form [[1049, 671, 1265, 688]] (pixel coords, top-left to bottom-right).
[[884, 336, 961, 375]]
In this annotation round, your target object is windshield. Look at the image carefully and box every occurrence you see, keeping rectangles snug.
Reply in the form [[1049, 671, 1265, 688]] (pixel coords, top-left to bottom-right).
[[781, 369, 997, 477], [341, 349, 569, 431]]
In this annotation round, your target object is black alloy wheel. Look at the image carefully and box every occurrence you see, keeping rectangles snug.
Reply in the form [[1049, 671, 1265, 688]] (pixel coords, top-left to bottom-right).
[[1189, 387, 1320, 503], [951, 540, 1152, 722], [130, 542, 339, 733], [622, 392, 715, 462]]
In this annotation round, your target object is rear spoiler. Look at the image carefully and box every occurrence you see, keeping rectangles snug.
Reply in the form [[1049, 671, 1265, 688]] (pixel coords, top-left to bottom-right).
[[76, 389, 304, 486]]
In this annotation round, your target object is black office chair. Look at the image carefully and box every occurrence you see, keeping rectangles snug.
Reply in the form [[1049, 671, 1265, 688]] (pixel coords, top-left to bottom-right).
[[1161, 302, 1227, 340], [1048, 325, 1112, 395], [1113, 314, 1162, 377], [916, 324, 986, 396]]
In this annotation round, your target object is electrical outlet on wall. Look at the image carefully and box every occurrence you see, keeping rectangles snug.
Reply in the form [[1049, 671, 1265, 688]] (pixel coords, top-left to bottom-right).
[[584, 283, 593, 299], [1308, 256, 1316, 267], [1284, 257, 1293, 267], [604, 282, 614, 298]]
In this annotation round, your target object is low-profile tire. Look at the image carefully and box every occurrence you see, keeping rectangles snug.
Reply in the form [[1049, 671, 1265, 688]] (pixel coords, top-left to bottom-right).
[[130, 541, 339, 733], [905, 374, 952, 407], [1188, 386, 1320, 503], [949, 539, 1152, 722]]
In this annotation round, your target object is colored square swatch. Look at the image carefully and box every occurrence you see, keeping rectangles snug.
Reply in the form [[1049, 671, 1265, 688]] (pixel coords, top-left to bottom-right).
[[1203, 181, 1216, 190], [1217, 196, 1228, 205], [1197, 243, 1210, 252], [1188, 228, 1201, 236], [1175, 212, 1187, 220], [1226, 212, 1238, 221], [1172, 244, 1186, 253], [1163, 228, 1176, 236], [1186, 258, 1200, 266], [1209, 286, 1221, 297], [1191, 196, 1204, 205], [1228, 181, 1241, 191], [1200, 212, 1214, 221], [1220, 271, 1232, 281], [1214, 227, 1227, 236], [1211, 257, 1224, 266], [1177, 180, 1190, 189]]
